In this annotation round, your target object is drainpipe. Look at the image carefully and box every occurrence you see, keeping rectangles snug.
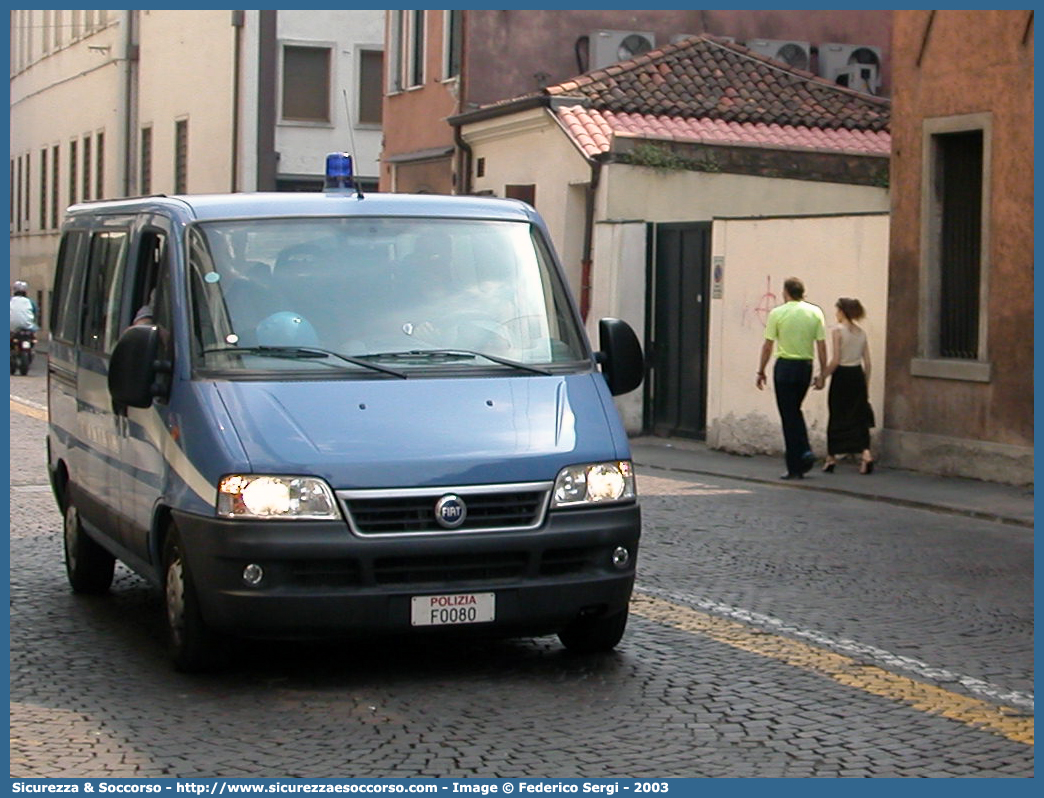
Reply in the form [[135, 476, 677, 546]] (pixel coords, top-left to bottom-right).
[[453, 11, 471, 195], [119, 10, 139, 197], [453, 126, 472, 196], [580, 157, 602, 322], [256, 10, 278, 191], [231, 10, 244, 192]]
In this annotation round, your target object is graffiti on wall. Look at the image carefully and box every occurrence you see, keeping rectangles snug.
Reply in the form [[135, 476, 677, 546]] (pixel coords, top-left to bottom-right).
[[742, 276, 777, 329]]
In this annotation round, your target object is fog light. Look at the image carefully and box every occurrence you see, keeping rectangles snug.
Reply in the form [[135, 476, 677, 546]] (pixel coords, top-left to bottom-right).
[[242, 563, 265, 587], [611, 546, 630, 569]]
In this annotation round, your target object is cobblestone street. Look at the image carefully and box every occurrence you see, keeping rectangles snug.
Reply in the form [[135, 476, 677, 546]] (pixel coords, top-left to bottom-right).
[[9, 370, 1034, 778]]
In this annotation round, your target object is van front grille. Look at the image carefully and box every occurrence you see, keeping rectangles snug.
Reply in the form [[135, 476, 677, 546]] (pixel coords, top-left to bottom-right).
[[338, 484, 551, 536]]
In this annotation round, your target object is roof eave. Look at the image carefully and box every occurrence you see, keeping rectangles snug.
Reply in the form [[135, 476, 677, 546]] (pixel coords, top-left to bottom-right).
[[448, 95, 590, 127]]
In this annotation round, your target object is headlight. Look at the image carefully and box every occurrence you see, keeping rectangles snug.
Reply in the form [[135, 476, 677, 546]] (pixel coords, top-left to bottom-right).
[[217, 475, 339, 520], [551, 461, 636, 508]]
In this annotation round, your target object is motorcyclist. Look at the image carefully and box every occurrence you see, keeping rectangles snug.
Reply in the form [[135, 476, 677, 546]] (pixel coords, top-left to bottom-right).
[[10, 280, 38, 375], [10, 280, 39, 334]]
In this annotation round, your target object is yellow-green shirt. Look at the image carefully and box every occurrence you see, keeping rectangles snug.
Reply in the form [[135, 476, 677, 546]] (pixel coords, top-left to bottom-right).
[[764, 300, 826, 360]]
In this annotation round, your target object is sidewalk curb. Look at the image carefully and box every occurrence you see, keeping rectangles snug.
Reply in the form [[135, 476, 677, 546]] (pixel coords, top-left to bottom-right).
[[632, 458, 1034, 529]]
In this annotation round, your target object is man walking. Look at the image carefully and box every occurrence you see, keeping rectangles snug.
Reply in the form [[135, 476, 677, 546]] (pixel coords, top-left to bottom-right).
[[756, 277, 827, 479]]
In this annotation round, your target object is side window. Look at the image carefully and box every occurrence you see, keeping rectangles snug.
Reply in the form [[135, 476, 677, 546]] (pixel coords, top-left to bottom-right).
[[81, 230, 129, 352], [152, 259, 172, 335], [50, 230, 88, 341], [129, 229, 167, 328]]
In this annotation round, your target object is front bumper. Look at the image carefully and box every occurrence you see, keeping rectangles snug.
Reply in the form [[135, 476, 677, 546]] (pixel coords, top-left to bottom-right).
[[171, 502, 640, 639]]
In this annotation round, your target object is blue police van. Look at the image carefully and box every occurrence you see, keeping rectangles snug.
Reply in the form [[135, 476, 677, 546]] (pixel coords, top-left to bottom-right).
[[47, 156, 643, 670]]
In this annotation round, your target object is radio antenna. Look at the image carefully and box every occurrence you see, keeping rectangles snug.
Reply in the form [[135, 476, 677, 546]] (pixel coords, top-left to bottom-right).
[[342, 89, 365, 199]]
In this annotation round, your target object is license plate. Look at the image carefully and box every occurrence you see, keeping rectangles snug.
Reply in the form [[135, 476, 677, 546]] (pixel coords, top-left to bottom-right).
[[411, 592, 495, 626]]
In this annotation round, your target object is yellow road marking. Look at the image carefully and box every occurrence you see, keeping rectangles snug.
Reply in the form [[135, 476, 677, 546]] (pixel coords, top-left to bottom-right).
[[11, 398, 47, 421], [631, 593, 1033, 746]]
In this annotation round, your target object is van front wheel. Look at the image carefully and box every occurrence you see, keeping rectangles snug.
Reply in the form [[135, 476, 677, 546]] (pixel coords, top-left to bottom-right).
[[63, 503, 115, 594], [163, 527, 226, 672], [558, 606, 629, 653]]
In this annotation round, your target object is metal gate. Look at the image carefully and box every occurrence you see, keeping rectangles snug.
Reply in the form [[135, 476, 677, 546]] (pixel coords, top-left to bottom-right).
[[645, 222, 711, 439]]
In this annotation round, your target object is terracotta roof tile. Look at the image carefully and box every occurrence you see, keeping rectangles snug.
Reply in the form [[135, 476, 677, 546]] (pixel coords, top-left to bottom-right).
[[560, 105, 890, 159], [546, 34, 889, 133]]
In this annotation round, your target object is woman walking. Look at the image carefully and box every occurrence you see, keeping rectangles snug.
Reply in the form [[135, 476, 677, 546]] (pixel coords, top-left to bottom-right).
[[821, 297, 875, 474]]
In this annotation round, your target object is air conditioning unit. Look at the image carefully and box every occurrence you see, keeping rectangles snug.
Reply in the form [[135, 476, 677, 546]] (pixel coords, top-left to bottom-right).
[[590, 30, 656, 70], [833, 63, 879, 95], [745, 39, 811, 71], [818, 42, 882, 94]]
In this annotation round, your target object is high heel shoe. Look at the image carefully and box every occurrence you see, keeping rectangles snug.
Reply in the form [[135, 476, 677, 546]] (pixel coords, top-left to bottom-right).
[[822, 461, 836, 473], [859, 459, 874, 475]]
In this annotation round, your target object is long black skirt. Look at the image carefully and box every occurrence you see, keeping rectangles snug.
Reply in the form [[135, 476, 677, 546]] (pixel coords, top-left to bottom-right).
[[827, 365, 871, 455]]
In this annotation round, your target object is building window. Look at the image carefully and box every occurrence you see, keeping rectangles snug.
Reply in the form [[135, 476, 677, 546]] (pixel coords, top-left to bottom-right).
[[95, 132, 104, 199], [174, 120, 188, 194], [14, 157, 21, 232], [53, 10, 63, 50], [39, 148, 48, 230], [68, 139, 77, 206], [444, 10, 462, 80], [914, 114, 992, 382], [505, 184, 536, 207], [282, 45, 331, 123], [358, 49, 384, 125], [388, 11, 404, 93], [936, 130, 982, 359], [51, 145, 60, 229], [409, 10, 425, 87], [23, 152, 31, 230], [82, 136, 92, 201], [140, 126, 152, 195]]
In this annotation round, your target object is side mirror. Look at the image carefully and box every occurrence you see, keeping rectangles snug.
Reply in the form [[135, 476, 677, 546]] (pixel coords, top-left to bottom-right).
[[108, 325, 169, 408], [598, 317, 644, 396]]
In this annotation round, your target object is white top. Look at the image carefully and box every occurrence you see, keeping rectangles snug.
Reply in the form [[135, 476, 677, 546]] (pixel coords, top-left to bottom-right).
[[837, 323, 867, 366]]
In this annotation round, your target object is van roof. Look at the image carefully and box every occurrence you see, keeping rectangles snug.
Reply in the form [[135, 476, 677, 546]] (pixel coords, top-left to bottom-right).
[[65, 192, 537, 223]]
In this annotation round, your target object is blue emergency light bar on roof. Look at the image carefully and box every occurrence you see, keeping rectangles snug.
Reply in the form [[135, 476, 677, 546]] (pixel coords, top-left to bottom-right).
[[324, 152, 356, 192]]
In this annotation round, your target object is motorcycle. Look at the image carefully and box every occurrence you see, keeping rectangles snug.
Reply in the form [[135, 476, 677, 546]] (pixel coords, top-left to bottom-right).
[[10, 329, 35, 376]]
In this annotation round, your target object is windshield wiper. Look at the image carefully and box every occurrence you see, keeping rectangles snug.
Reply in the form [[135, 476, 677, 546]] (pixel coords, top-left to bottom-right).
[[201, 345, 407, 379], [355, 349, 552, 375]]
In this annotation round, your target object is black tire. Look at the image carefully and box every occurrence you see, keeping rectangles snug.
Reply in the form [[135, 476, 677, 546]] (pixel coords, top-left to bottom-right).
[[16, 350, 29, 375], [63, 503, 116, 594], [9, 357, 15, 375], [162, 526, 227, 672], [558, 606, 629, 653]]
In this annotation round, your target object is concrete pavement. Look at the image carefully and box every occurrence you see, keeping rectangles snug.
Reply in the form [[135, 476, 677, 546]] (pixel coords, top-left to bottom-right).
[[629, 436, 1034, 529]]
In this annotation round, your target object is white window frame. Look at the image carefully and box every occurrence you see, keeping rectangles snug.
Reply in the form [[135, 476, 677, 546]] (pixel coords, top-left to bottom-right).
[[355, 46, 384, 129], [278, 39, 336, 127], [442, 10, 462, 82], [387, 10, 404, 94], [405, 10, 425, 89]]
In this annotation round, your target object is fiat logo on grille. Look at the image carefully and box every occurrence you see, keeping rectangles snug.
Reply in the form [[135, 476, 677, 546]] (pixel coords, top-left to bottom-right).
[[434, 494, 467, 529]]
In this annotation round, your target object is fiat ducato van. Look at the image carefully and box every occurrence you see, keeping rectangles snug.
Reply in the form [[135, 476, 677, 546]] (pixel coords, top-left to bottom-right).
[[48, 164, 643, 671]]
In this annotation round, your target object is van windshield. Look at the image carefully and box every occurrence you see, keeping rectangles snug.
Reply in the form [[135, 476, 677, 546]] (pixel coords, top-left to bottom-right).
[[186, 217, 588, 374]]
